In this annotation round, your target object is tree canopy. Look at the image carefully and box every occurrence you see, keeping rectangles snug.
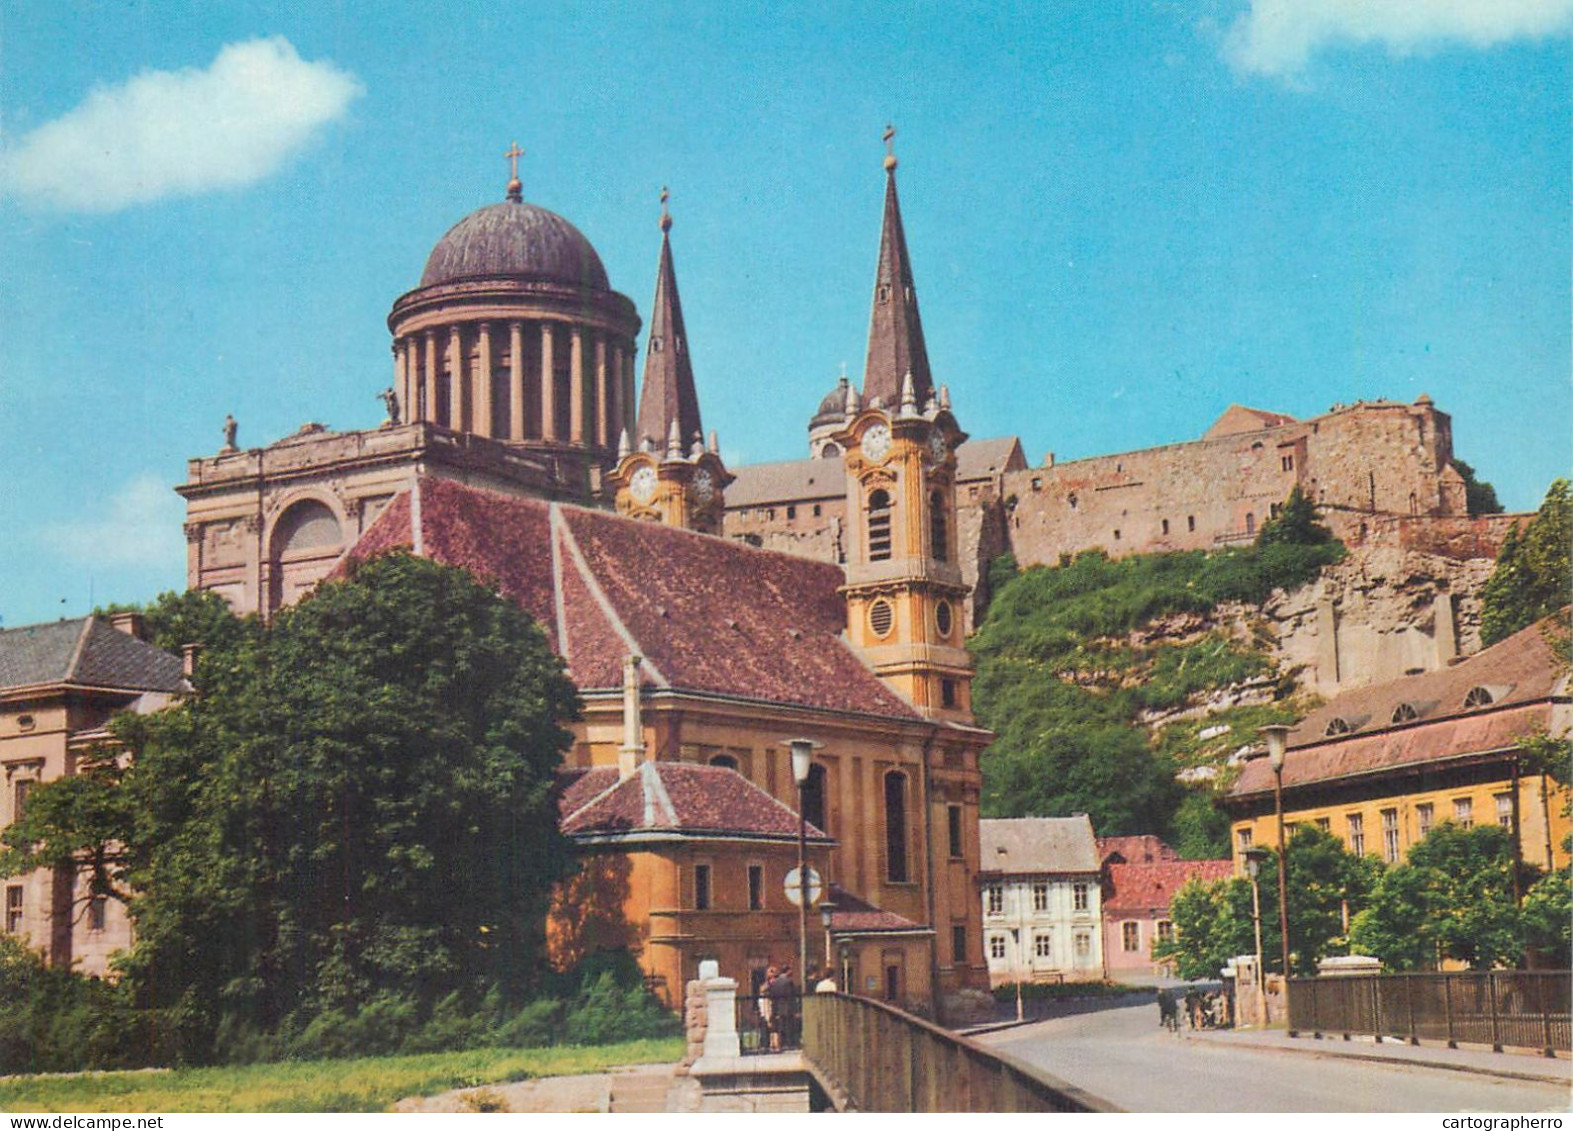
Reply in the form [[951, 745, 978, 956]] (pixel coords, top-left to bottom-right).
[[4, 553, 580, 1060], [1450, 459, 1504, 516], [1479, 479, 1571, 647]]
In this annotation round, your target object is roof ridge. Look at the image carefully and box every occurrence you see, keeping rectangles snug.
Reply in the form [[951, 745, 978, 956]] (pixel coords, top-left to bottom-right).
[[64, 617, 96, 682], [642, 760, 679, 826], [552, 506, 669, 688], [560, 768, 626, 826], [548, 503, 572, 668]]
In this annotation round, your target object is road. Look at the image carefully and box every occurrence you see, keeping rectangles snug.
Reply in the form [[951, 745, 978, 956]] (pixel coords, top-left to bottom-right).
[[978, 1000, 1571, 1113]]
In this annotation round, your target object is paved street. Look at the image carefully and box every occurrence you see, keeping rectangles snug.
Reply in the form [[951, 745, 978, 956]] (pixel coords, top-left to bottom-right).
[[979, 1000, 1571, 1113]]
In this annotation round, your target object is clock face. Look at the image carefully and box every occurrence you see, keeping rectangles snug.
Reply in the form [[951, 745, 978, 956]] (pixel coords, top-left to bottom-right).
[[693, 468, 715, 504], [929, 431, 949, 463], [630, 465, 658, 504], [863, 422, 891, 463]]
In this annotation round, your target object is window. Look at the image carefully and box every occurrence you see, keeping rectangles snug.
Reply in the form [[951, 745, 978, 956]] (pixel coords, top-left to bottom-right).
[[1156, 920, 1173, 945], [88, 896, 106, 932], [868, 598, 894, 638], [748, 865, 764, 911], [952, 925, 967, 963], [1074, 932, 1092, 963], [1314, 817, 1330, 833], [867, 490, 893, 561], [1463, 686, 1494, 709], [802, 763, 827, 834], [786, 505, 797, 520], [1187, 515, 1196, 532], [1391, 702, 1419, 724], [1034, 932, 1053, 959], [1112, 529, 1121, 541], [986, 884, 1004, 916], [1122, 922, 1141, 952], [1381, 808, 1400, 863], [947, 805, 963, 859], [940, 678, 957, 708], [1325, 717, 1352, 736], [1495, 793, 1513, 830], [1032, 882, 1048, 913], [989, 935, 1006, 961], [930, 490, 949, 561], [812, 503, 822, 517], [1416, 803, 1434, 838], [1347, 812, 1365, 856], [935, 601, 953, 638], [1245, 513, 1256, 534], [1161, 518, 1170, 535], [884, 772, 909, 883], [4, 886, 19, 934], [693, 864, 712, 910], [12, 779, 31, 821], [1453, 797, 1473, 829], [1072, 882, 1089, 912], [709, 753, 739, 770], [1282, 455, 1294, 471], [1270, 503, 1282, 518], [1237, 827, 1253, 854]]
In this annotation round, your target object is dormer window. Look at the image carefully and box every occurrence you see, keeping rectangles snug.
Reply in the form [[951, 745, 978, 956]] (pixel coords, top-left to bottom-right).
[[1391, 702, 1419, 724], [650, 336, 664, 353], [1325, 717, 1352, 737], [1463, 686, 1494, 709]]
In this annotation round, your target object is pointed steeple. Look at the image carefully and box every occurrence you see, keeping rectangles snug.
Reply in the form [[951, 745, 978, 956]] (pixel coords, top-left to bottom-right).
[[861, 125, 933, 412], [635, 187, 704, 452]]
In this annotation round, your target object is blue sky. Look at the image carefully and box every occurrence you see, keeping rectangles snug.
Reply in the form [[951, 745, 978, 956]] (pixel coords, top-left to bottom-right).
[[1, 1, 1568, 626]]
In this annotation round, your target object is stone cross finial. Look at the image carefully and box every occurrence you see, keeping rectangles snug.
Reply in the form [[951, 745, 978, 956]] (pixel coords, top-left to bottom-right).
[[882, 123, 898, 171], [505, 141, 524, 202], [659, 186, 672, 233]]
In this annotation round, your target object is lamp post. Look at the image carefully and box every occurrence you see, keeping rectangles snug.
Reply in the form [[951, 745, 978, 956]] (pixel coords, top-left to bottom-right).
[[1243, 846, 1267, 992], [1010, 927, 1024, 1022], [1259, 724, 1293, 982], [785, 738, 820, 990], [820, 902, 836, 977]]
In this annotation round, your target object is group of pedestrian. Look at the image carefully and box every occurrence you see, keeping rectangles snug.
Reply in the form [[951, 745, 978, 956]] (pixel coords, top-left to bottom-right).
[[1157, 985, 1232, 1034], [755, 963, 799, 1051]]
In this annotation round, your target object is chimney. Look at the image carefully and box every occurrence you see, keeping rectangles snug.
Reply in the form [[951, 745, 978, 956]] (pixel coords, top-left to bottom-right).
[[108, 611, 146, 640], [619, 654, 645, 780], [181, 643, 201, 678]]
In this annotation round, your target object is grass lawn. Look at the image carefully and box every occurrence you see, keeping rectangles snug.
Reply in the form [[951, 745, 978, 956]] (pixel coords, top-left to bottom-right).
[[0, 1037, 684, 1113]]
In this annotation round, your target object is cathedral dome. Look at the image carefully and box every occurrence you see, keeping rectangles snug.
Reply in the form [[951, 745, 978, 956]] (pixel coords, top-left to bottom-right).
[[420, 200, 609, 290], [810, 376, 851, 429]]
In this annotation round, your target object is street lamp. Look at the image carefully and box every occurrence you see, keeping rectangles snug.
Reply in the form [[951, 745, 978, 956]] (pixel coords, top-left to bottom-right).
[[820, 901, 836, 977], [1259, 724, 1293, 982], [1009, 927, 1024, 1022], [1243, 846, 1268, 992], [785, 738, 821, 990]]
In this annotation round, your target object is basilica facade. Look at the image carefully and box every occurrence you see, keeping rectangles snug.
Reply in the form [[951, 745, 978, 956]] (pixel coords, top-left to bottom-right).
[[178, 138, 993, 1015]]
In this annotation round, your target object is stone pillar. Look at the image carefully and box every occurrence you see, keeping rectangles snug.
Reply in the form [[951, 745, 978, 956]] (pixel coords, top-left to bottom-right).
[[1316, 585, 1340, 694], [447, 325, 465, 433], [570, 326, 586, 443], [509, 321, 525, 441], [700, 962, 741, 1060], [595, 335, 610, 449], [475, 322, 494, 438], [1433, 591, 1457, 668], [623, 350, 637, 446], [608, 343, 624, 447], [392, 339, 407, 423], [423, 331, 438, 425], [541, 323, 558, 441]]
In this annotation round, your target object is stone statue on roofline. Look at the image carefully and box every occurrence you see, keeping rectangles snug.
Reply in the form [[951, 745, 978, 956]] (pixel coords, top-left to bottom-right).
[[379, 386, 401, 426], [221, 414, 238, 453]]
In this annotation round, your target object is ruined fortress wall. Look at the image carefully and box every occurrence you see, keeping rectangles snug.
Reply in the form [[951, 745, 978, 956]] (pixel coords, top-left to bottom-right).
[[1000, 401, 1460, 569]]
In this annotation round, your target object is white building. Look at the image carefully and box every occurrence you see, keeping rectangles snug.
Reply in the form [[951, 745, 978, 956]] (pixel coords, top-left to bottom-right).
[[979, 816, 1104, 985]]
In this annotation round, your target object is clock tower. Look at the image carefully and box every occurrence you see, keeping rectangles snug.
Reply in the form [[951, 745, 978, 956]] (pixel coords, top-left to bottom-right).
[[836, 135, 974, 720], [608, 189, 730, 531]]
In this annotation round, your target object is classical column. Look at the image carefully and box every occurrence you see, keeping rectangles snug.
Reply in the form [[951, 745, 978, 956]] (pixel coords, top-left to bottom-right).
[[447, 326, 466, 432], [569, 326, 586, 443], [423, 330, 439, 425], [509, 321, 525, 441], [621, 349, 636, 445], [475, 322, 494, 438], [607, 342, 624, 445], [541, 322, 558, 440], [595, 335, 610, 449]]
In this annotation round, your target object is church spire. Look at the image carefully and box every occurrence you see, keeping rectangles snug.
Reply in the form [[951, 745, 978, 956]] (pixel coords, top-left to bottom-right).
[[861, 125, 933, 411], [635, 187, 703, 452]]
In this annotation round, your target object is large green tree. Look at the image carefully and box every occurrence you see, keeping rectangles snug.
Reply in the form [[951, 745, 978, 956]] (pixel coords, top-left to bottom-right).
[[4, 554, 580, 1059], [1450, 459, 1504, 516], [1479, 479, 1571, 647]]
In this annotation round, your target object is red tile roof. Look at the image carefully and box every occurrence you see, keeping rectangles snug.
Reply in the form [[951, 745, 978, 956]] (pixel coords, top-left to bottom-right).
[[824, 883, 927, 935], [558, 762, 832, 844], [1097, 835, 1179, 866], [342, 477, 920, 719], [1102, 860, 1233, 915], [1232, 616, 1568, 801]]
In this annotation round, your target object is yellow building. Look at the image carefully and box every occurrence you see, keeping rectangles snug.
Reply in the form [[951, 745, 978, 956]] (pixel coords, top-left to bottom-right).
[[1225, 616, 1570, 874]]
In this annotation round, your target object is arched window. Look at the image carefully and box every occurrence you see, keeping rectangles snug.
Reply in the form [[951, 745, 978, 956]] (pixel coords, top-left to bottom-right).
[[884, 771, 909, 883], [867, 489, 893, 561], [1245, 513, 1256, 535], [1325, 717, 1351, 737], [709, 754, 739, 771], [929, 489, 948, 562], [1463, 686, 1494, 709], [802, 763, 827, 834], [820, 442, 840, 459], [1391, 702, 1419, 724], [272, 500, 341, 557]]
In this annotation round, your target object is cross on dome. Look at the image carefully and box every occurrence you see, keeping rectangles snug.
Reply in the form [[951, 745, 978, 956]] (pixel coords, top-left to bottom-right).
[[505, 141, 525, 202]]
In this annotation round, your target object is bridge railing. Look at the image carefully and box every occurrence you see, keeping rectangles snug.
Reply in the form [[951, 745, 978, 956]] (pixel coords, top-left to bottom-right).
[[801, 992, 1119, 1112], [1288, 971, 1570, 1055]]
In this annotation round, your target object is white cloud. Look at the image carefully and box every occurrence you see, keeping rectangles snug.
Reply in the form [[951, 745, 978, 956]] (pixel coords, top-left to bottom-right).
[[43, 473, 186, 568], [1, 37, 362, 212], [1224, 0, 1573, 79]]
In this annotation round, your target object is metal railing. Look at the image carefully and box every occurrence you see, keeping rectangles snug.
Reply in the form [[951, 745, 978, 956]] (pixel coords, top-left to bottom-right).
[[737, 991, 803, 1055], [801, 992, 1120, 1112], [1288, 971, 1570, 1056]]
